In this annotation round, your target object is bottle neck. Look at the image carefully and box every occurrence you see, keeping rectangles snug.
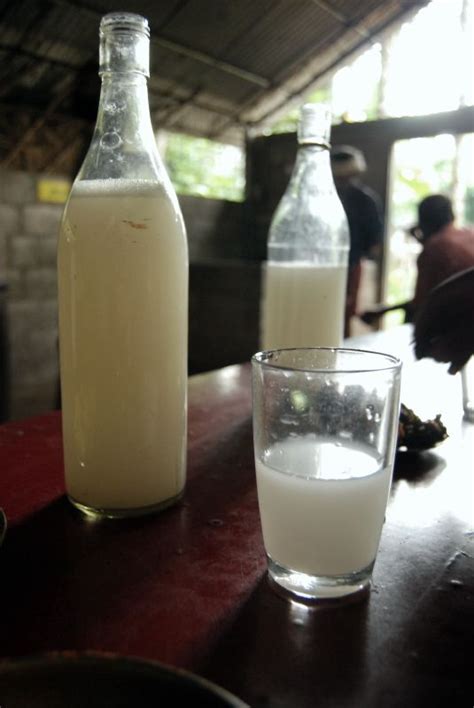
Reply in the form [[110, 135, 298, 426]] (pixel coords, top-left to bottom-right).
[[291, 144, 334, 191], [96, 12, 154, 148], [297, 143, 330, 157], [77, 70, 166, 182], [267, 141, 349, 264], [97, 72, 155, 147], [297, 138, 331, 150], [297, 104, 331, 146], [75, 12, 168, 183]]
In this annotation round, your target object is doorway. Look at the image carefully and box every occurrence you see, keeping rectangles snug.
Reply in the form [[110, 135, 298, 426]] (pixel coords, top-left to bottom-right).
[[383, 132, 474, 328]]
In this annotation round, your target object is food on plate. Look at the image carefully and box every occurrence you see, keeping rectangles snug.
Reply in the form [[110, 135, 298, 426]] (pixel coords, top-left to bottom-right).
[[397, 403, 448, 451]]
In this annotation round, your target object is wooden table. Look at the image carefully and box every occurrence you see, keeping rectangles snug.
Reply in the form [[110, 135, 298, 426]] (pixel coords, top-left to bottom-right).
[[0, 326, 473, 706]]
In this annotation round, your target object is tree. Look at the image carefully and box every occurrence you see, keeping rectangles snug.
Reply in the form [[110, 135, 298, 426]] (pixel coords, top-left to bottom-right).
[[164, 132, 244, 202]]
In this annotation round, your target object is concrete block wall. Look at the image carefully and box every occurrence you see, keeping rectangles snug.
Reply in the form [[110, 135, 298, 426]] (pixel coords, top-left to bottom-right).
[[0, 171, 250, 421], [0, 169, 64, 421], [189, 261, 261, 375], [179, 194, 247, 261]]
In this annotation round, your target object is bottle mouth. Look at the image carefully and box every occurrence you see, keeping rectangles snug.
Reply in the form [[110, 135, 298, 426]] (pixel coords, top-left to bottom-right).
[[298, 103, 331, 147], [100, 12, 150, 38], [99, 13, 150, 77]]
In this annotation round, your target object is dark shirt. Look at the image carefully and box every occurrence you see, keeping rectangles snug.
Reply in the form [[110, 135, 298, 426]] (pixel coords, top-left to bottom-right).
[[336, 181, 383, 266]]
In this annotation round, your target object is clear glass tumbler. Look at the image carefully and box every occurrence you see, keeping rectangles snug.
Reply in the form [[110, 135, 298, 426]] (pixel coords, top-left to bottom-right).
[[252, 348, 401, 602]]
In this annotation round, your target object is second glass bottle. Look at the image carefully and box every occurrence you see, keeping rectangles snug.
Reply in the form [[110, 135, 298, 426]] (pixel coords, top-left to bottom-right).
[[260, 104, 349, 350]]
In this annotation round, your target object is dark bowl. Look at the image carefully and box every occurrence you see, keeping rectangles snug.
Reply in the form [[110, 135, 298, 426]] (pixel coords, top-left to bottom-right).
[[0, 651, 247, 707]]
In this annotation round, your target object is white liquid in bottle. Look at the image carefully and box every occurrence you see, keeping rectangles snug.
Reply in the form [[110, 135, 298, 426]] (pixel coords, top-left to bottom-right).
[[58, 178, 188, 514], [261, 262, 347, 349]]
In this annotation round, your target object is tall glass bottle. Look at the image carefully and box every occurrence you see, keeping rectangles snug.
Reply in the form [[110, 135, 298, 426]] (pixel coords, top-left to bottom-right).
[[57, 13, 188, 518], [260, 104, 349, 349]]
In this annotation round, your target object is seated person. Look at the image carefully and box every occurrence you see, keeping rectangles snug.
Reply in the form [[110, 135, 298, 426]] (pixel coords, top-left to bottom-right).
[[360, 194, 474, 326]]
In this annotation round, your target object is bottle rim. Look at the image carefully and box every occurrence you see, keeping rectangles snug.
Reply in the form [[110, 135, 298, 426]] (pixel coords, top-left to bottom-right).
[[100, 12, 150, 38], [298, 103, 331, 147]]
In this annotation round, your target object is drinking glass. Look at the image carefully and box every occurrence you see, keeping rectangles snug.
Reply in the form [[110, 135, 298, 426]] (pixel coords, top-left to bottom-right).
[[252, 348, 401, 602]]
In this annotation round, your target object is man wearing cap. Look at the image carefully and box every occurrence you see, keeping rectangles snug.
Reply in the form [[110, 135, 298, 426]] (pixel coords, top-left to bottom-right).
[[361, 193, 474, 372], [331, 145, 383, 337], [411, 194, 474, 310]]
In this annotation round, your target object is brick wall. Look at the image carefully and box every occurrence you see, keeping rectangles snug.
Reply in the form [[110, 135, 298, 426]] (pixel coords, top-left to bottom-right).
[[0, 169, 64, 421]]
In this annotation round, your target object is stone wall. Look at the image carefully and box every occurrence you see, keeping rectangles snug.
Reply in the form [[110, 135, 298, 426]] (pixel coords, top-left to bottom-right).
[[0, 169, 64, 421]]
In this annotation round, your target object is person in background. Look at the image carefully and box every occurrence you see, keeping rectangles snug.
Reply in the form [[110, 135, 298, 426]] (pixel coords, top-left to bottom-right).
[[361, 194, 474, 329], [330, 145, 384, 337], [410, 194, 474, 311]]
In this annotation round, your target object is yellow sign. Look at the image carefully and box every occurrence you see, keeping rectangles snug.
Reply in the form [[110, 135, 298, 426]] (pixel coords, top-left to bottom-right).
[[37, 178, 71, 204]]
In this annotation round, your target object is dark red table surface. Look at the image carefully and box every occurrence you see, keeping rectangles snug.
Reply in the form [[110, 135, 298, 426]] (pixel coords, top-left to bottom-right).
[[0, 327, 473, 707]]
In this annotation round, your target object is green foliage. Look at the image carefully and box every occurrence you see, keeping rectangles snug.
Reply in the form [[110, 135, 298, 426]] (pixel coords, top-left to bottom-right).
[[307, 85, 332, 108], [384, 133, 473, 310], [269, 109, 299, 134], [390, 158, 454, 231], [164, 132, 245, 202], [268, 85, 332, 135], [464, 186, 474, 225]]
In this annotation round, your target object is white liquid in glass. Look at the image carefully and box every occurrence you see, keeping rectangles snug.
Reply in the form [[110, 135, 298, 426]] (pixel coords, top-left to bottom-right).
[[255, 436, 391, 576]]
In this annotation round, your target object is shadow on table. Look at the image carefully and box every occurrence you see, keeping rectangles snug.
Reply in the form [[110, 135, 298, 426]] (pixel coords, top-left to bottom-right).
[[0, 416, 261, 662], [0, 497, 172, 653], [198, 573, 370, 708], [393, 449, 445, 484]]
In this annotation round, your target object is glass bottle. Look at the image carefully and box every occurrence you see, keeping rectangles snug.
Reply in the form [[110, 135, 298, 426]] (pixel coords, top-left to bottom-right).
[[260, 104, 349, 349], [57, 13, 188, 518]]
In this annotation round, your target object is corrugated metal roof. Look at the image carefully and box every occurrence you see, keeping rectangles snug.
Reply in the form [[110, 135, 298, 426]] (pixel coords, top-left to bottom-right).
[[0, 0, 429, 173]]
